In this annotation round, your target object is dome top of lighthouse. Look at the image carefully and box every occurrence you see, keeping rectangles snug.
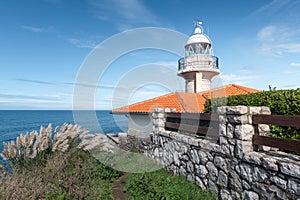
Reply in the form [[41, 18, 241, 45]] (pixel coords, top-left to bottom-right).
[[186, 21, 211, 46]]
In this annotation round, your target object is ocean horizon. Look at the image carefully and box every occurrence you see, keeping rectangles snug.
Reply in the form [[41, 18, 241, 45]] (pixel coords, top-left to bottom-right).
[[0, 110, 128, 164]]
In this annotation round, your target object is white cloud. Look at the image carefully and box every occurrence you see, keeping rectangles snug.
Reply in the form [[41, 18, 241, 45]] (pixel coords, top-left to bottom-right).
[[290, 62, 300, 67], [21, 25, 54, 33], [257, 25, 300, 55], [66, 38, 97, 49], [154, 61, 178, 69], [251, 0, 291, 17], [89, 0, 158, 30]]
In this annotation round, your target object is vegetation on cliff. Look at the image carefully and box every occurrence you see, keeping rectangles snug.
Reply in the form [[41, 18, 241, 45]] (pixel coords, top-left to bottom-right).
[[0, 124, 122, 199], [125, 169, 217, 200], [0, 124, 217, 199]]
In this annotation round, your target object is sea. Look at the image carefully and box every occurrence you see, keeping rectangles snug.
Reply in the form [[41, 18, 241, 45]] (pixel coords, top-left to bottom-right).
[[0, 110, 128, 165]]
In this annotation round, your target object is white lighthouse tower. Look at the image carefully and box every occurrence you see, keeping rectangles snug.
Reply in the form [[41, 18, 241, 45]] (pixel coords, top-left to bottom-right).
[[178, 21, 220, 93]]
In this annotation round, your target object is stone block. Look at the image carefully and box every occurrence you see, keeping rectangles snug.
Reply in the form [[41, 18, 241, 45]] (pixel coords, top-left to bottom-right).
[[248, 106, 262, 115], [173, 151, 180, 166], [217, 170, 228, 187], [180, 145, 188, 154], [253, 167, 268, 183], [231, 190, 241, 200], [157, 112, 165, 119], [220, 144, 231, 157], [234, 125, 254, 140], [227, 123, 235, 138], [235, 140, 253, 159], [252, 182, 271, 199], [206, 152, 214, 161], [258, 124, 270, 134], [219, 123, 227, 136], [195, 176, 206, 189], [195, 164, 208, 178], [268, 185, 288, 200], [181, 154, 189, 162], [187, 174, 194, 183], [278, 162, 300, 179], [152, 118, 157, 125], [228, 138, 235, 145], [190, 149, 200, 164], [156, 119, 165, 127], [226, 106, 248, 115], [270, 176, 287, 190], [287, 178, 300, 196], [219, 136, 228, 146], [208, 179, 219, 194], [242, 191, 259, 200], [190, 138, 199, 146], [154, 108, 165, 113], [261, 145, 272, 151], [220, 189, 232, 200], [217, 106, 227, 115], [261, 106, 271, 115], [262, 156, 278, 171], [198, 150, 209, 164], [243, 152, 262, 165], [179, 166, 187, 177], [206, 161, 218, 179], [242, 180, 251, 190], [227, 115, 250, 125], [228, 170, 242, 191], [164, 108, 171, 113], [219, 115, 226, 124], [214, 156, 228, 171], [151, 112, 157, 119], [249, 106, 271, 115], [206, 142, 221, 153], [238, 164, 253, 182]]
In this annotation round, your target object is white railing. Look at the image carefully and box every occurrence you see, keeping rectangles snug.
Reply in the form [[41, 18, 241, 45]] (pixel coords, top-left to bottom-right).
[[178, 55, 219, 71]]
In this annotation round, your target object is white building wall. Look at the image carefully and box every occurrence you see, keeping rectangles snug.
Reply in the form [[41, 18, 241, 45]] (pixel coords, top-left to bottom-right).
[[128, 114, 152, 138]]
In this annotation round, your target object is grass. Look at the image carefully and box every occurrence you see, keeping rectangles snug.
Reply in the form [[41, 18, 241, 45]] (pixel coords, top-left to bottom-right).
[[124, 169, 218, 200], [0, 124, 218, 199], [0, 148, 217, 199], [0, 147, 122, 199]]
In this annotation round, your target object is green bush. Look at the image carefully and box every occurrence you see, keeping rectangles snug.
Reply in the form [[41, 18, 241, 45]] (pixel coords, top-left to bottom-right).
[[124, 169, 217, 200], [204, 89, 300, 139]]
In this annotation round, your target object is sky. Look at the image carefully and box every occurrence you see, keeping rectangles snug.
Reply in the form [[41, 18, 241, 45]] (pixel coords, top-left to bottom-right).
[[1, 0, 300, 110]]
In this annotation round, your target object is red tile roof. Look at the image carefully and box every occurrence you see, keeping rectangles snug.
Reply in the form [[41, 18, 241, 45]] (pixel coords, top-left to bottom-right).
[[112, 84, 260, 114], [201, 84, 260, 99]]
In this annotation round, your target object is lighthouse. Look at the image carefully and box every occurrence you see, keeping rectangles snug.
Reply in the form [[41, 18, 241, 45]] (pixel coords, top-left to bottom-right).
[[178, 21, 220, 93]]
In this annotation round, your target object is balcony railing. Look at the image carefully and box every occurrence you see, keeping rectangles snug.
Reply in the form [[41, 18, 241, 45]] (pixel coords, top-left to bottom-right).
[[178, 55, 219, 72]]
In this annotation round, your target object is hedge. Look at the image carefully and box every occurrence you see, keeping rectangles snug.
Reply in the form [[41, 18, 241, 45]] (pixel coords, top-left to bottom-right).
[[204, 89, 300, 140]]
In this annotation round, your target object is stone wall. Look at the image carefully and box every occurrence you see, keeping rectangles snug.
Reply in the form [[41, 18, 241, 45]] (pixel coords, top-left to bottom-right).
[[145, 106, 300, 200], [118, 130, 151, 152]]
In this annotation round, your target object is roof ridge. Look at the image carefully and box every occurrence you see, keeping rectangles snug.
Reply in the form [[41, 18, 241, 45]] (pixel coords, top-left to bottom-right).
[[175, 92, 204, 112], [201, 84, 230, 93], [129, 92, 176, 107], [112, 92, 178, 112], [231, 84, 260, 93], [174, 92, 187, 112]]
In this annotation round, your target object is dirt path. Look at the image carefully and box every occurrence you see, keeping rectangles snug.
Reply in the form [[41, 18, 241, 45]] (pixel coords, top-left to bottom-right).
[[112, 173, 128, 200]]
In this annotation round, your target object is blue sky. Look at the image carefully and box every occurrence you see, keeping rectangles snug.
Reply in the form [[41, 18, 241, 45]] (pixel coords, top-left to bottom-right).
[[1, 0, 300, 110]]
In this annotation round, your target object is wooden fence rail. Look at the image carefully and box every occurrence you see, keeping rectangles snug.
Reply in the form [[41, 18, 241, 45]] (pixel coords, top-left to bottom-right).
[[165, 113, 219, 138], [252, 114, 300, 153], [164, 113, 300, 153], [253, 114, 300, 128]]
